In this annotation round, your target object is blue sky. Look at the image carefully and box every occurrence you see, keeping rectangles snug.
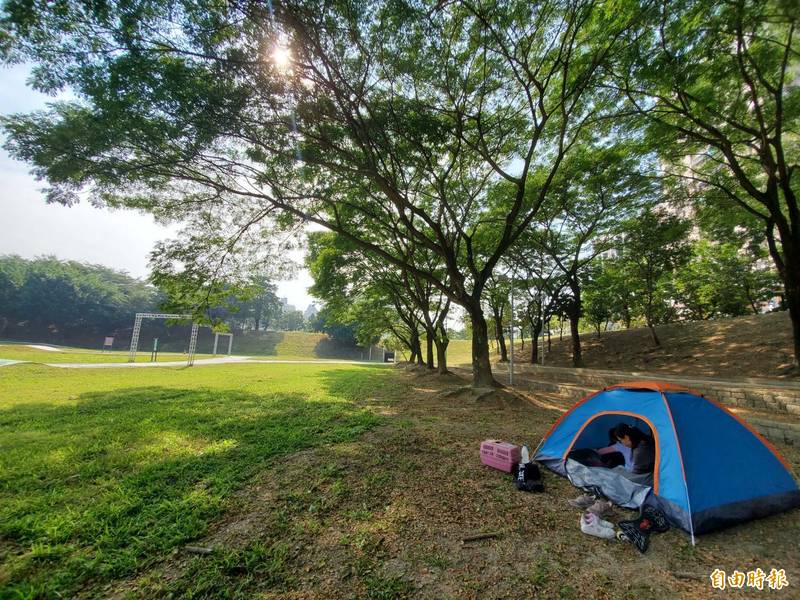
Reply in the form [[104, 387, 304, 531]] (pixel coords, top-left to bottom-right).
[[0, 64, 314, 310]]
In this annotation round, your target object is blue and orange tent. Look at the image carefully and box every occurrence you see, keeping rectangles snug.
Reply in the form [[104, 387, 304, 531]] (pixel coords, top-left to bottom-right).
[[534, 381, 800, 542]]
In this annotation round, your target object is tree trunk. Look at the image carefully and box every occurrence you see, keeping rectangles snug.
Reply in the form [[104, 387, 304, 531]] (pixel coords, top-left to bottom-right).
[[410, 330, 425, 365], [493, 309, 508, 362], [470, 310, 498, 387], [647, 319, 661, 346], [622, 305, 631, 329], [783, 264, 800, 370], [547, 327, 551, 352], [434, 336, 449, 375], [528, 317, 541, 365], [764, 217, 800, 369], [425, 330, 435, 370], [530, 333, 539, 364], [569, 312, 583, 367], [566, 280, 584, 367]]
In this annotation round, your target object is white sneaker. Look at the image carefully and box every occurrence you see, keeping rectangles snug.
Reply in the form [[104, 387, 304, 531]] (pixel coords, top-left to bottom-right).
[[580, 511, 616, 540]]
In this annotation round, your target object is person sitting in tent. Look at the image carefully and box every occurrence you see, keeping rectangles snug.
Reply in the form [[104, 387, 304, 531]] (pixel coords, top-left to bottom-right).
[[611, 423, 655, 480], [569, 423, 653, 509], [596, 427, 632, 468]]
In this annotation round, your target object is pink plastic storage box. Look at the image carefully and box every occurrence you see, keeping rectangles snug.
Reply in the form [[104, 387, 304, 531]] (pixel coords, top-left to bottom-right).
[[480, 440, 521, 473]]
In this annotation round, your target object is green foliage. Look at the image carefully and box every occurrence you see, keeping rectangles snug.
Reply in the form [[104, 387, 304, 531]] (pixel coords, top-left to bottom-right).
[[584, 259, 637, 328], [583, 282, 614, 336], [274, 309, 307, 332], [612, 0, 800, 359], [0, 0, 652, 385], [614, 211, 692, 335], [305, 231, 419, 350], [225, 276, 282, 332], [0, 254, 159, 338], [2, 0, 797, 368], [673, 240, 779, 319]]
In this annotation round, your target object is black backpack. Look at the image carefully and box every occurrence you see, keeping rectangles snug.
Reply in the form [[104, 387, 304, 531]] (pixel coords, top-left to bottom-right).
[[515, 461, 544, 493]]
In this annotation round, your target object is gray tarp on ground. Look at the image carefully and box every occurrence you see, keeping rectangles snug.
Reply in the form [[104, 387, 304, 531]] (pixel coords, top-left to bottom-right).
[[562, 458, 653, 509]]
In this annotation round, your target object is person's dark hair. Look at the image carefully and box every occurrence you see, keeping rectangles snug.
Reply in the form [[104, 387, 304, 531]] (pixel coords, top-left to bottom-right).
[[613, 423, 651, 448], [608, 427, 617, 445]]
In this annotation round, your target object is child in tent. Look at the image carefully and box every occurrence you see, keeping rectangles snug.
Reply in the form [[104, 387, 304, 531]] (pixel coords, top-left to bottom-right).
[[612, 423, 655, 477], [596, 427, 632, 468], [568, 423, 655, 509]]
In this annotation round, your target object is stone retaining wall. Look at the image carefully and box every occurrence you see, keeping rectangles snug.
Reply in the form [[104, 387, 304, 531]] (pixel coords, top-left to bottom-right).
[[510, 365, 800, 415], [500, 364, 800, 445], [747, 418, 800, 446]]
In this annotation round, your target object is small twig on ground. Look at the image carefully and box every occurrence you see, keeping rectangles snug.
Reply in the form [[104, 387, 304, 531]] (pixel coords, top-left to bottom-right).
[[462, 531, 503, 543], [671, 572, 704, 581], [184, 545, 214, 555]]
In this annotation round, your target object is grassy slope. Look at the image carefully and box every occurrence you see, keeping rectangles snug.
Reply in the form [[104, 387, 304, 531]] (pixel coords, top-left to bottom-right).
[[447, 312, 796, 379], [228, 331, 322, 357], [0, 362, 390, 598], [445, 340, 473, 365]]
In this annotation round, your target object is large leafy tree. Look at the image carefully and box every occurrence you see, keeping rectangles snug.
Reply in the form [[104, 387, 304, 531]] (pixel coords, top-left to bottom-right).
[[613, 0, 800, 366], [617, 211, 691, 345], [306, 230, 452, 372], [306, 231, 426, 363], [0, 0, 641, 387], [524, 142, 652, 365], [673, 240, 779, 320], [507, 241, 565, 365]]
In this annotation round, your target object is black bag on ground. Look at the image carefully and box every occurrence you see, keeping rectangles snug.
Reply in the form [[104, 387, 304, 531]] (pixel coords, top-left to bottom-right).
[[617, 505, 670, 553], [515, 462, 544, 493]]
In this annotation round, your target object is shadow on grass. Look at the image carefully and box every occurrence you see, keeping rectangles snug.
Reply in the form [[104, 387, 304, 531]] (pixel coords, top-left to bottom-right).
[[0, 369, 386, 598]]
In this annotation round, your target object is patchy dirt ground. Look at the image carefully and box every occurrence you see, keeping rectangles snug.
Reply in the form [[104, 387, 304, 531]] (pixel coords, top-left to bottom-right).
[[520, 312, 797, 380], [102, 367, 800, 599]]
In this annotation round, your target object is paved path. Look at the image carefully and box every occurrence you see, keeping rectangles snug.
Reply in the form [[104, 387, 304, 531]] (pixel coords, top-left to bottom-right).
[[0, 359, 24, 367], [26, 344, 63, 352], [38, 357, 388, 369], [45, 356, 253, 368], [246, 359, 384, 365]]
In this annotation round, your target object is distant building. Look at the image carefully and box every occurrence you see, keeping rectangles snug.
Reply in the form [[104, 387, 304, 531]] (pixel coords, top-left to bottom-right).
[[304, 304, 318, 320], [279, 297, 297, 313]]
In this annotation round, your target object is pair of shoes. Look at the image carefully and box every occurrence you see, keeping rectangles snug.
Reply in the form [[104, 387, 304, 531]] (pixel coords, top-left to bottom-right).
[[568, 494, 595, 509], [580, 511, 616, 540], [586, 499, 613, 517]]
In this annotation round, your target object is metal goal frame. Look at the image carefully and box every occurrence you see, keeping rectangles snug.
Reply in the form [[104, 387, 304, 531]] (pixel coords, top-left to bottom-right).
[[128, 313, 199, 366], [212, 332, 234, 356]]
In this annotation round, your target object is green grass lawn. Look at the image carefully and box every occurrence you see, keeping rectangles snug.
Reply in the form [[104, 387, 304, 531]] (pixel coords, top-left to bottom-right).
[[0, 344, 216, 364], [0, 362, 390, 598]]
